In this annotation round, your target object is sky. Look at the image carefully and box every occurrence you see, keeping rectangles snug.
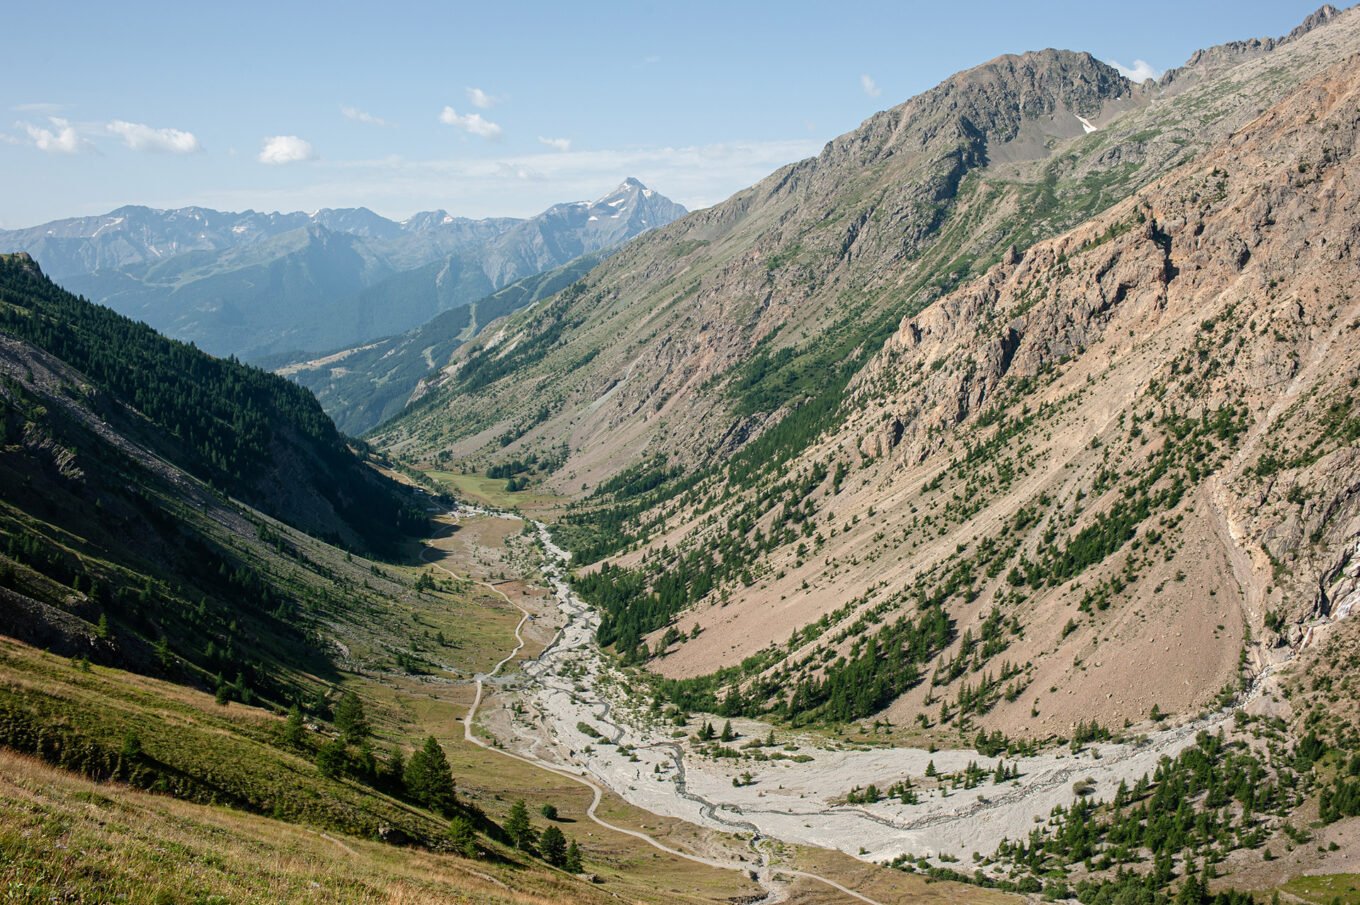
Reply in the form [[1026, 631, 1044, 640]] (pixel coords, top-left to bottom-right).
[[0, 0, 1338, 227]]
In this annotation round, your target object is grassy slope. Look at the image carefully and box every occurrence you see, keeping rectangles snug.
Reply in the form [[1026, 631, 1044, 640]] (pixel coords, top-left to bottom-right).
[[0, 619, 763, 904], [0, 748, 601, 905]]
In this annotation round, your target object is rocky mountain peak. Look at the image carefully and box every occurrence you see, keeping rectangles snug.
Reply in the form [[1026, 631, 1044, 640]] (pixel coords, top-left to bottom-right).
[[591, 177, 664, 209], [919, 47, 1128, 127], [1160, 2, 1352, 89], [809, 48, 1131, 179], [1289, 3, 1343, 41]]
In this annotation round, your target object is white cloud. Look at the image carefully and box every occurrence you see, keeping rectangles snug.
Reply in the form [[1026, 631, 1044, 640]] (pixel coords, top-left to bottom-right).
[[107, 120, 202, 153], [466, 87, 495, 109], [861, 73, 881, 98], [258, 135, 317, 164], [20, 117, 90, 154], [341, 105, 389, 127], [439, 106, 502, 139], [1108, 59, 1162, 82], [537, 136, 572, 152]]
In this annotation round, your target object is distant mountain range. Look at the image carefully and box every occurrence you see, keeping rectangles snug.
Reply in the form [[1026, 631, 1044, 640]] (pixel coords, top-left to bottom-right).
[[0, 179, 685, 360]]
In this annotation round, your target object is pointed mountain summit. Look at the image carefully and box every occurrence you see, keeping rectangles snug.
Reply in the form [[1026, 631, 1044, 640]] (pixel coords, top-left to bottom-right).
[[476, 178, 688, 284]]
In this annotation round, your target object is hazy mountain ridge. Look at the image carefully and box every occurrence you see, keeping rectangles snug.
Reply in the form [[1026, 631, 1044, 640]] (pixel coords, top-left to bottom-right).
[[278, 255, 602, 436], [0, 180, 685, 360]]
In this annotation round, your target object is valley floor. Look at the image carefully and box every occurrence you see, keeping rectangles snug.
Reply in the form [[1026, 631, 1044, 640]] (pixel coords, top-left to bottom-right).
[[432, 507, 1360, 902]]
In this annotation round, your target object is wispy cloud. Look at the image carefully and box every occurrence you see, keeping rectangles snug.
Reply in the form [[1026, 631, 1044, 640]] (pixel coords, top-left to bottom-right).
[[1108, 59, 1162, 82], [439, 106, 502, 139], [860, 73, 882, 98], [19, 117, 92, 154], [537, 136, 572, 152], [341, 105, 390, 127], [258, 135, 317, 164], [466, 87, 496, 109], [107, 120, 202, 153], [183, 138, 823, 220], [12, 102, 67, 115]]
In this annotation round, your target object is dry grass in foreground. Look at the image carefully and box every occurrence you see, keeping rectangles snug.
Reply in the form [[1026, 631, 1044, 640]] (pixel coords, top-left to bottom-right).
[[0, 749, 613, 905]]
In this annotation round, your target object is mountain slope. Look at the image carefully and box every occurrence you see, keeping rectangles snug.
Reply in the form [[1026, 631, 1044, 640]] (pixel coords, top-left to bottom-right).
[[0, 254, 422, 554], [0, 251, 783, 902], [278, 254, 603, 436], [561, 34, 1360, 740], [0, 250, 436, 697], [0, 181, 686, 359], [0, 258, 764, 902], [375, 9, 1357, 496], [371, 6, 1360, 732]]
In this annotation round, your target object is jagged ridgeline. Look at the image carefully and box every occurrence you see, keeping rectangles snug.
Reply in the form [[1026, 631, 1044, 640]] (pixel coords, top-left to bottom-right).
[[0, 253, 425, 555]]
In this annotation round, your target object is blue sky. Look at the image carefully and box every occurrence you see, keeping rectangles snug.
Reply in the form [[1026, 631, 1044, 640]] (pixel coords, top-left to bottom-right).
[[0, 1, 1336, 226]]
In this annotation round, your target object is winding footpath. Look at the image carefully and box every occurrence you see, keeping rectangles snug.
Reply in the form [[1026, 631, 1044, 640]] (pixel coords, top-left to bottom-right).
[[421, 511, 885, 905]]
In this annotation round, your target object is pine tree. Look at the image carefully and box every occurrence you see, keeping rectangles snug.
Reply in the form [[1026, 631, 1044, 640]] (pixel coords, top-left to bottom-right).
[[384, 746, 406, 788], [720, 720, 735, 742], [334, 691, 370, 744], [504, 798, 536, 852], [316, 738, 347, 778], [283, 704, 304, 746], [447, 816, 478, 858], [540, 825, 567, 866], [404, 736, 458, 815], [155, 636, 173, 670], [563, 839, 583, 873]]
